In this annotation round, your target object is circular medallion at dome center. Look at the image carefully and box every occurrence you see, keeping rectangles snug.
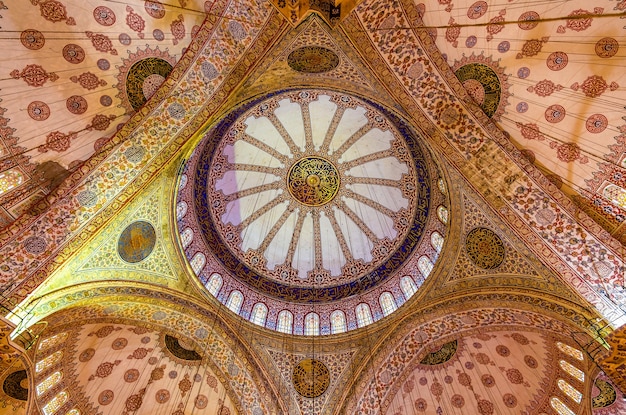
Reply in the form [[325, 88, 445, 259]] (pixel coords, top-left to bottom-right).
[[288, 157, 339, 206]]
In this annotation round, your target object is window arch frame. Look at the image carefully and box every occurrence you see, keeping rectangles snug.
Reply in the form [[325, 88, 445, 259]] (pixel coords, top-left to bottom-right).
[[355, 303, 373, 328], [225, 290, 244, 314], [250, 302, 268, 326], [304, 312, 320, 336], [330, 310, 347, 334], [276, 310, 294, 334], [379, 292, 397, 317]]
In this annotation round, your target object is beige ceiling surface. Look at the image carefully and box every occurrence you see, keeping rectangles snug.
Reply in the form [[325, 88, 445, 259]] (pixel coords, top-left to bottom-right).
[[420, 0, 626, 233], [0, 0, 207, 225]]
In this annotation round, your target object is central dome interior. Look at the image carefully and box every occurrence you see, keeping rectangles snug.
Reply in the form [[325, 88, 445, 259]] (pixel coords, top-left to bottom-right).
[[176, 89, 448, 335]]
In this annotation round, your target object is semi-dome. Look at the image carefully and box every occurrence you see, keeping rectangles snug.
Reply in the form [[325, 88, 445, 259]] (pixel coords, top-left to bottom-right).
[[176, 89, 448, 335]]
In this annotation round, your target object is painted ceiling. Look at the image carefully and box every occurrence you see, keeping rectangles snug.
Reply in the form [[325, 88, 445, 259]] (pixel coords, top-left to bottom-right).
[[419, 0, 626, 236], [0, 0, 625, 414], [0, 0, 207, 226]]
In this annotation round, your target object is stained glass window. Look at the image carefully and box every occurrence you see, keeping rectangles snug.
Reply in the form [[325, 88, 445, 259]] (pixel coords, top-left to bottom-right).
[[190, 252, 206, 275], [179, 174, 188, 190], [250, 303, 268, 326], [0, 168, 24, 195], [330, 310, 347, 334], [36, 351, 63, 373], [42, 391, 68, 415], [226, 290, 243, 314], [431, 231, 444, 253], [418, 256, 434, 278], [400, 276, 418, 299], [355, 303, 373, 327], [379, 292, 397, 316], [38, 333, 68, 351], [558, 379, 582, 403], [437, 205, 448, 224], [550, 396, 575, 415], [304, 313, 320, 336], [438, 178, 447, 195], [176, 201, 188, 220], [560, 360, 584, 382], [277, 310, 293, 334], [206, 273, 222, 296], [603, 184, 626, 209], [180, 228, 193, 249], [37, 371, 62, 396], [556, 342, 584, 361], [66, 409, 80, 415]]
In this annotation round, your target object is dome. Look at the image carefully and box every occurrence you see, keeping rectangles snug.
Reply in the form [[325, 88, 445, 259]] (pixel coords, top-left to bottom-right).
[[176, 89, 448, 335]]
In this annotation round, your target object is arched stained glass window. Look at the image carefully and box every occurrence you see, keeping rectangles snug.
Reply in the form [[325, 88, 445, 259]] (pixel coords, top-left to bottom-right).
[[560, 360, 584, 382], [37, 371, 62, 396], [418, 256, 434, 277], [190, 252, 206, 275], [277, 310, 293, 334], [437, 205, 448, 224], [603, 184, 626, 209], [558, 379, 582, 403], [330, 310, 346, 334], [0, 168, 24, 195], [379, 292, 397, 316], [225, 290, 243, 314], [431, 231, 444, 253], [438, 178, 447, 194], [176, 201, 188, 220], [250, 303, 268, 326], [304, 313, 320, 336], [550, 396, 576, 415], [206, 273, 223, 296], [36, 351, 63, 373], [179, 174, 188, 190], [556, 342, 584, 361], [38, 332, 68, 351], [180, 228, 193, 249], [42, 391, 68, 415], [355, 303, 373, 328], [400, 276, 418, 299]]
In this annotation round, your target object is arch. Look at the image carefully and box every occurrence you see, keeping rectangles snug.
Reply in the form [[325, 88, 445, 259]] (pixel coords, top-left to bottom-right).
[[355, 303, 373, 328], [557, 379, 582, 403], [190, 252, 206, 275], [180, 228, 193, 249], [225, 290, 243, 314], [38, 332, 68, 351], [36, 350, 62, 373], [0, 168, 24, 195], [205, 272, 223, 296], [250, 303, 268, 326], [417, 256, 434, 278], [304, 313, 320, 336], [437, 178, 447, 194], [276, 310, 293, 334], [550, 396, 576, 415], [400, 276, 418, 299], [42, 391, 68, 415], [603, 184, 626, 209], [37, 371, 62, 396], [560, 360, 584, 382], [430, 231, 444, 253], [330, 310, 347, 334], [379, 292, 397, 316], [437, 205, 448, 224], [176, 201, 188, 220], [556, 342, 584, 361]]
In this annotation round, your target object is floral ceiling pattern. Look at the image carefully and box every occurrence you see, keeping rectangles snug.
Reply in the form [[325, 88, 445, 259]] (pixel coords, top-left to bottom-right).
[[0, 0, 207, 226]]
